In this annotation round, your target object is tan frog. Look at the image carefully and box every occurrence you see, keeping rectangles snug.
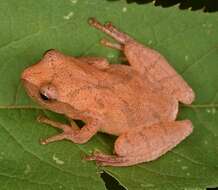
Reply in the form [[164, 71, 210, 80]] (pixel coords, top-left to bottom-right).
[[21, 18, 195, 166]]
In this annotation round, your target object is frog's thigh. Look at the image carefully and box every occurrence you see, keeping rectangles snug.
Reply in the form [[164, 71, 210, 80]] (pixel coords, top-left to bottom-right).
[[124, 42, 195, 104], [87, 120, 192, 166], [112, 120, 193, 166], [78, 57, 110, 70], [86, 120, 192, 166]]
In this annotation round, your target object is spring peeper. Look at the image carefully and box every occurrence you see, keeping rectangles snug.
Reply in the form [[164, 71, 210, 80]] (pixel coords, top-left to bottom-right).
[[21, 18, 195, 166]]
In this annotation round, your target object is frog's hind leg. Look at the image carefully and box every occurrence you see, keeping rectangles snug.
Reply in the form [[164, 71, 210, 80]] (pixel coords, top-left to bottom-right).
[[89, 18, 195, 105], [86, 120, 193, 166], [123, 41, 195, 104]]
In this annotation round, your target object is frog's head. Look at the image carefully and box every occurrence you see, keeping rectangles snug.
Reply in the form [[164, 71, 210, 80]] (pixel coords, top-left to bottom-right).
[[21, 49, 88, 114]]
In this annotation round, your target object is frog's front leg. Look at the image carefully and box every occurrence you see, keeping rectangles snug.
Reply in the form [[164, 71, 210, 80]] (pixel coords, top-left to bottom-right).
[[86, 120, 193, 166], [37, 116, 99, 144]]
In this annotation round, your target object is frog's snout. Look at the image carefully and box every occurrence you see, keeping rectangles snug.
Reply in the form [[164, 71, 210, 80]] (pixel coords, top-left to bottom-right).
[[21, 67, 30, 81]]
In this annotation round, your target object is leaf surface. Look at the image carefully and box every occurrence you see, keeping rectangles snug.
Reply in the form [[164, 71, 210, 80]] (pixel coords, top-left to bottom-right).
[[0, 0, 218, 189]]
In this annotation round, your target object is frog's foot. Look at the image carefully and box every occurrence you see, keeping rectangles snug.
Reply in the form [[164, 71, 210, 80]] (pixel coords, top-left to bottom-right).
[[37, 115, 78, 145], [85, 151, 128, 166], [88, 17, 133, 44], [37, 115, 99, 145]]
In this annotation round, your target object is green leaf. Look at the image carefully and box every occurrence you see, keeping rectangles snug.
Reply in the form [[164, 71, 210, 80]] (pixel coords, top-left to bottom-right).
[[0, 0, 218, 189]]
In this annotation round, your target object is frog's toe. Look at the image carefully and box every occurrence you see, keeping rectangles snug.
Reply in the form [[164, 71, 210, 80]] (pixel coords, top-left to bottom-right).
[[37, 115, 47, 123], [40, 133, 66, 145], [96, 157, 130, 166], [85, 152, 128, 166], [104, 22, 113, 30], [100, 38, 123, 50], [85, 151, 105, 161]]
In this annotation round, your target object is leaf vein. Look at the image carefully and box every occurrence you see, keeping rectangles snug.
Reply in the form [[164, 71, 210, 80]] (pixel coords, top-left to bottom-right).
[[0, 172, 54, 189]]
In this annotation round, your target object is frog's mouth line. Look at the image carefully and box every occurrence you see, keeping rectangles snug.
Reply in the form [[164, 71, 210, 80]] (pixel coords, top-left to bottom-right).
[[21, 79, 40, 101]]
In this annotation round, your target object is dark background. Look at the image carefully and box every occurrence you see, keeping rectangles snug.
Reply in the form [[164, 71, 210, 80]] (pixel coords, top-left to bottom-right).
[[108, 0, 218, 12]]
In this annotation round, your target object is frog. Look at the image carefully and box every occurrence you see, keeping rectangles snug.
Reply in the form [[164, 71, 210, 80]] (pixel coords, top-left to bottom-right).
[[21, 18, 195, 166]]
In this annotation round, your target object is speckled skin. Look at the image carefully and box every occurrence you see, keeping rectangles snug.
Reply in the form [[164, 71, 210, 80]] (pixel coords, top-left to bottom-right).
[[21, 18, 195, 166]]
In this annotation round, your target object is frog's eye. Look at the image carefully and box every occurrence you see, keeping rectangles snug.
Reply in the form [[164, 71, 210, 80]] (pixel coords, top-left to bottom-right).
[[39, 91, 51, 101], [39, 83, 58, 102]]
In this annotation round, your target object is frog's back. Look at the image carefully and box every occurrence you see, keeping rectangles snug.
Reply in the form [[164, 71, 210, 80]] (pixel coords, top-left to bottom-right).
[[99, 64, 178, 134]]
